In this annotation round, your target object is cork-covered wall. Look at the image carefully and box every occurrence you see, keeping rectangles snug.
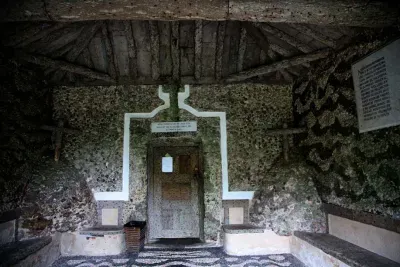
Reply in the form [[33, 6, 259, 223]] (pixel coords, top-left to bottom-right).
[[0, 57, 96, 239], [0, 58, 51, 213], [293, 39, 400, 217], [53, 83, 292, 241]]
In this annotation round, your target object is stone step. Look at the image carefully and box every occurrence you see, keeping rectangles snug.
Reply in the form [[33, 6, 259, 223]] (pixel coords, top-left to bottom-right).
[[0, 236, 52, 267], [291, 231, 400, 267]]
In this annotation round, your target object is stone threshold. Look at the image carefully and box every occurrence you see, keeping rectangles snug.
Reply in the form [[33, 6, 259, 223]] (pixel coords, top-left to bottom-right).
[[294, 231, 400, 267], [145, 241, 221, 249]]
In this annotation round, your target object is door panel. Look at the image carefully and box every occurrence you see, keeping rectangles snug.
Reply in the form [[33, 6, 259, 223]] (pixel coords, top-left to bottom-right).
[[149, 146, 200, 239]]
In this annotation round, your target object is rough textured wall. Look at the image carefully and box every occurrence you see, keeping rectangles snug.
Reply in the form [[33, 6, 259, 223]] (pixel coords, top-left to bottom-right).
[[20, 159, 97, 239], [190, 84, 293, 191], [0, 57, 96, 238], [250, 157, 326, 235], [293, 39, 400, 217], [0, 58, 51, 213], [54, 84, 292, 241]]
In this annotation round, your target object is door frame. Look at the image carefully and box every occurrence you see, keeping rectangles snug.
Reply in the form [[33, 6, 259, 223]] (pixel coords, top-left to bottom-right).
[[146, 138, 205, 243]]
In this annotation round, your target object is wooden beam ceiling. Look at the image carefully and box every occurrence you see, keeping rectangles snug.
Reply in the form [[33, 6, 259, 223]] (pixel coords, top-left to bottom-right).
[[18, 52, 114, 82], [1, 19, 379, 85], [1, 0, 399, 27], [225, 49, 331, 82]]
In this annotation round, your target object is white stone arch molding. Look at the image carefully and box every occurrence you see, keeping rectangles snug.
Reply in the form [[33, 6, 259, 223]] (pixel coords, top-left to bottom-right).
[[93, 85, 255, 201]]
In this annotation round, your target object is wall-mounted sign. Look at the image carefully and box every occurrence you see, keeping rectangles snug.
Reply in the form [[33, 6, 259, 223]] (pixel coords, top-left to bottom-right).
[[352, 39, 400, 133], [151, 121, 197, 133]]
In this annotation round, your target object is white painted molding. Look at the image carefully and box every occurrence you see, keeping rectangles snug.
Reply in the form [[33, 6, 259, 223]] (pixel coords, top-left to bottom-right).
[[179, 85, 254, 200], [94, 86, 170, 201], [94, 85, 254, 201]]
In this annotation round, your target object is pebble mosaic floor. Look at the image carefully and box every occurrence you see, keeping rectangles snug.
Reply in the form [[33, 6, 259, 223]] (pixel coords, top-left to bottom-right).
[[52, 248, 305, 267]]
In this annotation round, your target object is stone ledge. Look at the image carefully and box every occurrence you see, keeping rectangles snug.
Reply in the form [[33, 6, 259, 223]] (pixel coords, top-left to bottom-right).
[[323, 203, 400, 234], [0, 236, 52, 267], [222, 224, 264, 234], [79, 226, 124, 236], [294, 231, 400, 267]]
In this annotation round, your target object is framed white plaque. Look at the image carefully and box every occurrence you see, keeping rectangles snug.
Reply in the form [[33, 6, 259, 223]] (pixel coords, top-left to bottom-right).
[[352, 39, 400, 133], [151, 121, 197, 133]]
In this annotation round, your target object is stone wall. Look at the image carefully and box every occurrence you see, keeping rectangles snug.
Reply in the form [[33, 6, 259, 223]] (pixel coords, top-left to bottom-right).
[[0, 57, 51, 213], [0, 56, 96, 239], [293, 39, 400, 217], [53, 83, 292, 241], [250, 158, 327, 235]]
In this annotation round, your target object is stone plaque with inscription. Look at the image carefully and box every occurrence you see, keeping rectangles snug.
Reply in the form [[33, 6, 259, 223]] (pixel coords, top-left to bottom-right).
[[352, 39, 400, 133], [151, 121, 197, 133]]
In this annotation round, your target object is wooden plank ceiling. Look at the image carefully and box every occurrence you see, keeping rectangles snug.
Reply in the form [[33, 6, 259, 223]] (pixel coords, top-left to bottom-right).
[[1, 20, 361, 85]]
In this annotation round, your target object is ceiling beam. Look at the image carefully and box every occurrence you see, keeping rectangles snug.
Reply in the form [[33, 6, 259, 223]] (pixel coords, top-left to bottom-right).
[[52, 22, 102, 81], [256, 23, 313, 53], [237, 26, 247, 72], [215, 21, 226, 80], [194, 20, 203, 80], [102, 22, 117, 79], [226, 49, 331, 82], [16, 23, 66, 48], [243, 22, 269, 54], [291, 24, 337, 48], [125, 21, 138, 78], [1, 0, 399, 27], [18, 52, 115, 82], [171, 21, 180, 81], [149, 21, 160, 81], [229, 1, 400, 27]]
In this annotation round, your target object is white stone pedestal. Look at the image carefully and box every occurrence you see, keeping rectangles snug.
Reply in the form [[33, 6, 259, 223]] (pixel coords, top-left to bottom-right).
[[61, 227, 125, 256], [223, 225, 290, 256]]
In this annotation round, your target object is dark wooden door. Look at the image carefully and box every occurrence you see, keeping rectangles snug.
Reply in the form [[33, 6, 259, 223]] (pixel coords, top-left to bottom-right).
[[149, 146, 201, 239]]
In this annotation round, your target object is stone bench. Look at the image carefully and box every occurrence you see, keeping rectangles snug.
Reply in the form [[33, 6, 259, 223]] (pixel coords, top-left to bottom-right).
[[291, 231, 400, 267], [222, 224, 291, 255], [61, 226, 125, 256], [0, 209, 60, 267]]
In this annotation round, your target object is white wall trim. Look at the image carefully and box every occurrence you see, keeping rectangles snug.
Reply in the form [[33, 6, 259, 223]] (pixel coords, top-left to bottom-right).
[[94, 85, 254, 201], [179, 85, 254, 200]]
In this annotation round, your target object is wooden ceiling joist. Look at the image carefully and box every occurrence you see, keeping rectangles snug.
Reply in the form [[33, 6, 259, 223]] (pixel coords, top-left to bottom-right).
[[237, 26, 247, 72], [16, 23, 66, 48], [243, 22, 269, 54], [2, 0, 399, 27], [102, 23, 117, 79], [149, 21, 160, 81], [18, 52, 114, 82], [215, 21, 226, 80], [171, 21, 180, 81], [52, 22, 102, 81], [124, 21, 138, 78], [194, 20, 203, 80], [291, 24, 337, 48], [256, 23, 312, 53], [226, 49, 331, 82]]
